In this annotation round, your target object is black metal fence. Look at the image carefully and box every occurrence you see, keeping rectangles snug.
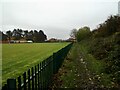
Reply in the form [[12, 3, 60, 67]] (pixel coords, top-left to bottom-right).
[[2, 43, 73, 90]]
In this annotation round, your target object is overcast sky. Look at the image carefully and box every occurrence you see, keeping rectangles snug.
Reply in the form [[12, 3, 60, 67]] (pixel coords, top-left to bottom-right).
[[0, 0, 119, 39]]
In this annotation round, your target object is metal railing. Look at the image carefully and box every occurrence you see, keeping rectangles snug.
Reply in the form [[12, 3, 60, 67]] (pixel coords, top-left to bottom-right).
[[2, 43, 73, 90]]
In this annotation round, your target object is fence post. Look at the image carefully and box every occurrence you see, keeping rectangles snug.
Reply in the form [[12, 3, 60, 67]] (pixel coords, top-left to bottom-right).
[[39, 62, 42, 89], [23, 72, 26, 90], [35, 66, 37, 90], [7, 79, 16, 90], [38, 64, 40, 89], [32, 67, 34, 90], [18, 76, 21, 90], [28, 69, 30, 90]]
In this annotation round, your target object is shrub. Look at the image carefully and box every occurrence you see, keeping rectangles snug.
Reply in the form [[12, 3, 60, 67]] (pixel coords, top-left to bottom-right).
[[89, 32, 120, 83]]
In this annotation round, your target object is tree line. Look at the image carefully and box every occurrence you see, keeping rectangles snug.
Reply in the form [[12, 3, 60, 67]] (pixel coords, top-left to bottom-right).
[[92, 15, 120, 37], [0, 29, 47, 43], [71, 15, 120, 42]]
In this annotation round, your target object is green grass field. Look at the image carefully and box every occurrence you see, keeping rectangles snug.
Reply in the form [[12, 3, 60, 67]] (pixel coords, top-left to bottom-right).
[[2, 43, 69, 85]]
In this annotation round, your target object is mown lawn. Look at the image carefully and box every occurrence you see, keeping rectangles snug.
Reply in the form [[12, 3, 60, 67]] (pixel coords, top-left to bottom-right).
[[2, 43, 69, 85]]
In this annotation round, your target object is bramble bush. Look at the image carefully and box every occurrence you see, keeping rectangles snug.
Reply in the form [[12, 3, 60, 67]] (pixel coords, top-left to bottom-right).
[[90, 29, 120, 84], [88, 15, 120, 84]]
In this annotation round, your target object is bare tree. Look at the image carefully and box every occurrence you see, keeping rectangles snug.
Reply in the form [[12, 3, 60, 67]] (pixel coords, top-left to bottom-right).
[[70, 29, 77, 39]]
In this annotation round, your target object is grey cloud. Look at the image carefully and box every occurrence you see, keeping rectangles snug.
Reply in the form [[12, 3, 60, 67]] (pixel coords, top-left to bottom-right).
[[1, 1, 118, 39]]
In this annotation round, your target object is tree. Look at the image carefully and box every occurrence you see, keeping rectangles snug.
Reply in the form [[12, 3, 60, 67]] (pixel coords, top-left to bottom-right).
[[33, 30, 47, 42], [0, 31, 2, 41], [33, 30, 39, 42], [27, 30, 34, 41], [39, 30, 47, 42], [0, 31, 7, 41], [23, 30, 28, 39], [76, 26, 91, 42], [2, 29, 47, 43], [93, 15, 120, 37], [6, 30, 12, 43], [70, 29, 77, 39], [18, 29, 23, 38], [12, 29, 18, 40]]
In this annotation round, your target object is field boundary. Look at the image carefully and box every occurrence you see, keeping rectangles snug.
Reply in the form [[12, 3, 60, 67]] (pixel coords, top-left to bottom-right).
[[2, 43, 73, 90]]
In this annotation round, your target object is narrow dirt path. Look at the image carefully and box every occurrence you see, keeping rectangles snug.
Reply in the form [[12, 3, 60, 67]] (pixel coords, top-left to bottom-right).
[[75, 52, 101, 89], [49, 43, 116, 89]]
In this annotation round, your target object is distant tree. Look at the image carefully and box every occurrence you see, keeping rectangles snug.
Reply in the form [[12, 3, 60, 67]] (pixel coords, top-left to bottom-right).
[[28, 30, 34, 41], [0, 31, 7, 41], [12, 29, 23, 40], [76, 26, 91, 42], [23, 30, 28, 39], [6, 30, 12, 43], [33, 30, 47, 42], [0, 31, 2, 41], [33, 30, 39, 42], [12, 29, 18, 40], [18, 29, 23, 38], [70, 28, 77, 39], [93, 15, 120, 37], [3, 28, 47, 42], [39, 30, 47, 42]]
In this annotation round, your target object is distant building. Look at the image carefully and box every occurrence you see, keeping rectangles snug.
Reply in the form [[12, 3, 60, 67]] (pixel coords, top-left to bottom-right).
[[9, 40, 33, 43], [118, 1, 120, 16], [47, 38, 58, 42]]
